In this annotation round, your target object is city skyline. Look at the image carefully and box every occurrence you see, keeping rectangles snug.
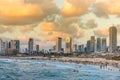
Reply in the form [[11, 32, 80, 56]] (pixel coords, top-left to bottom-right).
[[0, 26, 118, 54], [0, 0, 120, 49], [0, 25, 116, 52], [0, 1, 120, 80]]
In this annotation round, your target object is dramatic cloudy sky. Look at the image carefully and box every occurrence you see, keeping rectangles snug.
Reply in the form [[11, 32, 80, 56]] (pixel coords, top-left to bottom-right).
[[0, 0, 120, 50]]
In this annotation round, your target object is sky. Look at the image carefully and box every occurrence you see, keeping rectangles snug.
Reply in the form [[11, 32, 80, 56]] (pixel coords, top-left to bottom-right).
[[0, 0, 120, 50]]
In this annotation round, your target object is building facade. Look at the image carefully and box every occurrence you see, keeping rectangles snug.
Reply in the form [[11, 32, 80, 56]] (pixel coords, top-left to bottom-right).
[[36, 45, 39, 52], [109, 26, 117, 53], [15, 40, 20, 52], [0, 39, 7, 54], [90, 36, 95, 52], [102, 38, 107, 52], [10, 40, 16, 50], [86, 40, 91, 52], [5, 40, 20, 55], [66, 37, 72, 53], [73, 44, 77, 52], [78, 45, 84, 52], [96, 38, 101, 52], [56, 37, 62, 52], [28, 38, 34, 54]]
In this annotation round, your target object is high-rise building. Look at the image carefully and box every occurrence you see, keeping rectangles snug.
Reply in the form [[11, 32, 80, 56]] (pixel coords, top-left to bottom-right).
[[15, 40, 20, 53], [10, 40, 20, 51], [86, 40, 91, 52], [28, 38, 34, 54], [109, 26, 117, 53], [53, 45, 56, 51], [78, 45, 84, 52], [90, 36, 95, 52], [8, 41, 11, 48], [2, 42, 7, 54], [36, 45, 39, 52], [73, 44, 77, 52], [66, 37, 72, 53], [102, 38, 107, 52], [6, 40, 20, 55], [0, 39, 3, 54], [0, 39, 6, 54], [96, 38, 101, 52], [11, 40, 17, 49], [56, 37, 62, 52]]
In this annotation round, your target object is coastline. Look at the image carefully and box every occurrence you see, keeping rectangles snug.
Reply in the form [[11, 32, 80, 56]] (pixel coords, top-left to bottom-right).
[[2, 56, 120, 70]]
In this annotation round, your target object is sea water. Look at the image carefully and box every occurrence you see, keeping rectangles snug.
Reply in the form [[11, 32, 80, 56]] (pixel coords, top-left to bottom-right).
[[0, 59, 120, 80]]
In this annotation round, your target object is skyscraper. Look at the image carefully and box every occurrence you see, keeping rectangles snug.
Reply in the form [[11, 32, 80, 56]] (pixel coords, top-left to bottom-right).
[[0, 39, 3, 54], [36, 45, 39, 52], [86, 40, 91, 52], [96, 38, 101, 52], [109, 26, 117, 53], [56, 37, 62, 52], [11, 40, 17, 49], [102, 38, 107, 52], [15, 40, 20, 53], [28, 38, 34, 54], [78, 45, 84, 52], [66, 37, 72, 53], [0, 39, 6, 54], [6, 40, 20, 54], [2, 42, 7, 54], [73, 44, 77, 52], [90, 36, 95, 52]]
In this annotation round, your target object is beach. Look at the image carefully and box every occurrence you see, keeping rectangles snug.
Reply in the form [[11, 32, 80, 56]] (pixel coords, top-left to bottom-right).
[[0, 58, 120, 80], [5, 56, 120, 70]]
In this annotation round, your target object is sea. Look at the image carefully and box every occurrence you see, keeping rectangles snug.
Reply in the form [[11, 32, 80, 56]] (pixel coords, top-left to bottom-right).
[[0, 59, 120, 80]]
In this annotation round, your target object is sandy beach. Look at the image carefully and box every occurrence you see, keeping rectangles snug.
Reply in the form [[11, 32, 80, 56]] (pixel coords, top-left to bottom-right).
[[5, 56, 120, 69]]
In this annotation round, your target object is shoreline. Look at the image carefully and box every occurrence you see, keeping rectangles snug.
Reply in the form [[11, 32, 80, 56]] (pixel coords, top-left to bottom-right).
[[2, 56, 120, 70]]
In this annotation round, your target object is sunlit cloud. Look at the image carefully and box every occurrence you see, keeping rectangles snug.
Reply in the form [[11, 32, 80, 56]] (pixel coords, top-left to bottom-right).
[[94, 28, 109, 37], [94, 0, 120, 15], [17, 35, 29, 41], [0, 0, 58, 25], [61, 0, 92, 17], [0, 0, 120, 49], [79, 19, 98, 29]]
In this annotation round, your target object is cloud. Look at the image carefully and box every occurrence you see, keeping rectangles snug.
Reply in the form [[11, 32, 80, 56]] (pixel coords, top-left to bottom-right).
[[79, 19, 98, 29], [61, 0, 92, 17], [18, 26, 34, 32], [48, 32, 53, 35], [40, 18, 84, 41], [0, 25, 16, 33], [17, 35, 29, 41], [40, 22, 55, 31], [116, 25, 120, 35], [0, 26, 7, 33], [94, 28, 109, 37], [85, 19, 98, 29], [0, 24, 37, 34], [91, 6, 109, 18], [0, 37, 11, 41], [0, 0, 58, 25], [94, 0, 120, 15]]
